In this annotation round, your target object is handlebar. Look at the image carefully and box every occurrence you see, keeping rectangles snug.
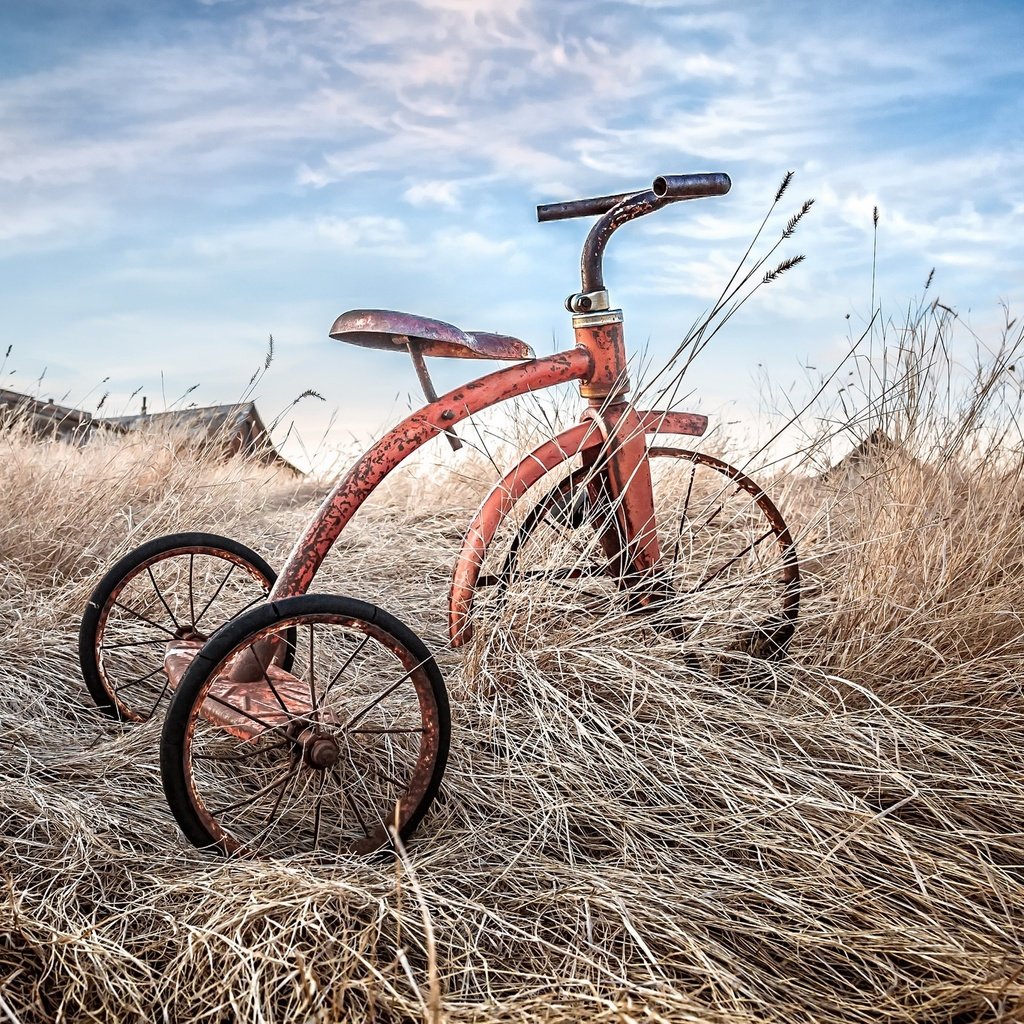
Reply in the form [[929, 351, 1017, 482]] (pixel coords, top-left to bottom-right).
[[652, 172, 731, 200], [536, 191, 636, 223], [537, 173, 730, 223]]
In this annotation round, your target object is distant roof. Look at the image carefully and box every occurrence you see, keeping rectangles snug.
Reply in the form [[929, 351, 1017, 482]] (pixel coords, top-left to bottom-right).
[[104, 402, 302, 475], [819, 429, 900, 481], [1, 389, 301, 474], [0, 387, 106, 442], [106, 402, 260, 434]]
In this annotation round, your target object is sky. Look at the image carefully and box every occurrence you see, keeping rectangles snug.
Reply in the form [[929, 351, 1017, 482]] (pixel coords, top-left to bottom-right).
[[1, 0, 1022, 470]]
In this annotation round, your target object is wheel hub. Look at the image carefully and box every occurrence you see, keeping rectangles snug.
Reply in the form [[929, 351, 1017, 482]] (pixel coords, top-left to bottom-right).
[[173, 625, 207, 642], [297, 727, 340, 770]]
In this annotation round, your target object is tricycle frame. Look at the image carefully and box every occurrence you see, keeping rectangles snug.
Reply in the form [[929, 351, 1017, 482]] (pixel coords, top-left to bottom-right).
[[265, 324, 713, 646]]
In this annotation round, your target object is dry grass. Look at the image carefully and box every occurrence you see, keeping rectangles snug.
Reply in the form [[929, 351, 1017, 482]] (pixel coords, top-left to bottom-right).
[[2, 305, 1024, 1024]]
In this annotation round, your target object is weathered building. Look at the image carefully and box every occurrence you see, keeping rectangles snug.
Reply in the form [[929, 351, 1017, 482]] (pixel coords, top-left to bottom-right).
[[0, 388, 105, 443], [103, 402, 301, 474], [1, 390, 300, 474]]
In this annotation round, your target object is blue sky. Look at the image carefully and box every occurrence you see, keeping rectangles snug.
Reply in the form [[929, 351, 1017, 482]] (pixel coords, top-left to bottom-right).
[[2, 0, 1022, 468]]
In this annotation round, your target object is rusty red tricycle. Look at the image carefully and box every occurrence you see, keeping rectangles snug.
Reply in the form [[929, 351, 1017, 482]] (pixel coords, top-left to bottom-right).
[[79, 172, 799, 859]]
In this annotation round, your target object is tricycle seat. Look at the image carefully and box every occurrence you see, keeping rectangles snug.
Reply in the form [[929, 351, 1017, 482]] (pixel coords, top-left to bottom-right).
[[329, 309, 535, 360]]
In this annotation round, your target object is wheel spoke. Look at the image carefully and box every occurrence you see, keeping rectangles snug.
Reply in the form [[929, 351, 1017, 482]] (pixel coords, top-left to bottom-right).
[[194, 563, 236, 627], [85, 539, 283, 726], [372, 765, 405, 792], [671, 462, 698, 568], [311, 773, 327, 850], [486, 450, 797, 660], [246, 636, 293, 718], [143, 673, 172, 719], [114, 664, 165, 695], [692, 528, 777, 594], [343, 668, 417, 733], [147, 566, 182, 632], [206, 692, 281, 733], [166, 599, 446, 859], [315, 633, 370, 716], [478, 565, 600, 587], [690, 502, 725, 540], [102, 636, 171, 651], [349, 726, 425, 735], [193, 739, 290, 763], [112, 600, 177, 638], [336, 772, 371, 838], [226, 592, 268, 622], [211, 763, 297, 817], [260, 759, 302, 836]]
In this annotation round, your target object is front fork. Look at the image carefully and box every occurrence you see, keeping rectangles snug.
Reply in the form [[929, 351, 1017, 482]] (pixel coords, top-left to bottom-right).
[[573, 309, 662, 601]]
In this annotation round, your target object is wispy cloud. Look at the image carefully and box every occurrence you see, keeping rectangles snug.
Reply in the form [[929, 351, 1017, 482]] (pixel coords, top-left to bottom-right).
[[403, 180, 462, 210], [0, 0, 1021, 446]]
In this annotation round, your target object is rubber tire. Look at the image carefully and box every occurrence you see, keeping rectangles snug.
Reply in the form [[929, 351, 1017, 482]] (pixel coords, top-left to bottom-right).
[[80, 532, 284, 722], [160, 593, 451, 857]]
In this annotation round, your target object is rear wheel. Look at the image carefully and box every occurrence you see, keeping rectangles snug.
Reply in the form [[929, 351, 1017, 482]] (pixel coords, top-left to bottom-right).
[[80, 533, 286, 723], [478, 448, 799, 659], [160, 594, 450, 858]]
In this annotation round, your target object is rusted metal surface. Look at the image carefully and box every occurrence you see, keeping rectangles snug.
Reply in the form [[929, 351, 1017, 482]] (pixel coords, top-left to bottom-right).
[[593, 403, 661, 584], [269, 348, 593, 602], [408, 343, 462, 451], [645, 445, 799, 581], [573, 311, 628, 400], [644, 446, 801, 654], [580, 174, 731, 292], [537, 173, 729, 227], [637, 409, 708, 437], [449, 420, 603, 645], [581, 189, 664, 292], [86, 169, 808, 860], [296, 728, 341, 770], [163, 638, 310, 740], [536, 190, 639, 223], [330, 309, 535, 361], [652, 173, 731, 200], [91, 542, 276, 724], [180, 613, 445, 857], [448, 408, 711, 645]]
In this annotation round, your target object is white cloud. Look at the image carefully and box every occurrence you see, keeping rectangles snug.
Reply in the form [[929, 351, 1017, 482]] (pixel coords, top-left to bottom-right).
[[315, 215, 409, 249], [403, 180, 462, 209], [433, 227, 516, 259], [0, 193, 105, 245], [186, 214, 413, 259]]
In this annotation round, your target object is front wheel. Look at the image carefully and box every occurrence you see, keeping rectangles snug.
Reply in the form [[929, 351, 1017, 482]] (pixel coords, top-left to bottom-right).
[[478, 448, 799, 659], [160, 594, 450, 858]]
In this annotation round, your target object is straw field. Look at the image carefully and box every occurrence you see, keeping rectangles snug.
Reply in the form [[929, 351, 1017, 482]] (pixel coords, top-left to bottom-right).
[[2, 311, 1023, 1024], [3, 269, 1024, 1021]]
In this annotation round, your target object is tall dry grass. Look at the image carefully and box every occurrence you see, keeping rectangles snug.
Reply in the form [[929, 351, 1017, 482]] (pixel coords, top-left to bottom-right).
[[1, 296, 1023, 1023]]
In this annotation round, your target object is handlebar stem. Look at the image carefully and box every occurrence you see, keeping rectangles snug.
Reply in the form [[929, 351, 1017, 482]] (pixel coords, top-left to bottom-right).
[[579, 188, 667, 293], [577, 173, 731, 293]]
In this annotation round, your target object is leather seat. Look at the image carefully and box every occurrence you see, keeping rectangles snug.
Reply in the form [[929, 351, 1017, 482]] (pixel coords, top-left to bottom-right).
[[329, 309, 535, 360]]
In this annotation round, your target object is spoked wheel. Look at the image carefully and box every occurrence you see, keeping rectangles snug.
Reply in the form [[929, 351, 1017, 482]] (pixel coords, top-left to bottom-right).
[[160, 595, 450, 859], [477, 448, 799, 659], [80, 533, 289, 723]]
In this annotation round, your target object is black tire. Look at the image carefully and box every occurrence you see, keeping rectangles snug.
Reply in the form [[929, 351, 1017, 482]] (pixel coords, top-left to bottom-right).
[[479, 448, 799, 659], [160, 594, 450, 858], [80, 532, 287, 723]]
